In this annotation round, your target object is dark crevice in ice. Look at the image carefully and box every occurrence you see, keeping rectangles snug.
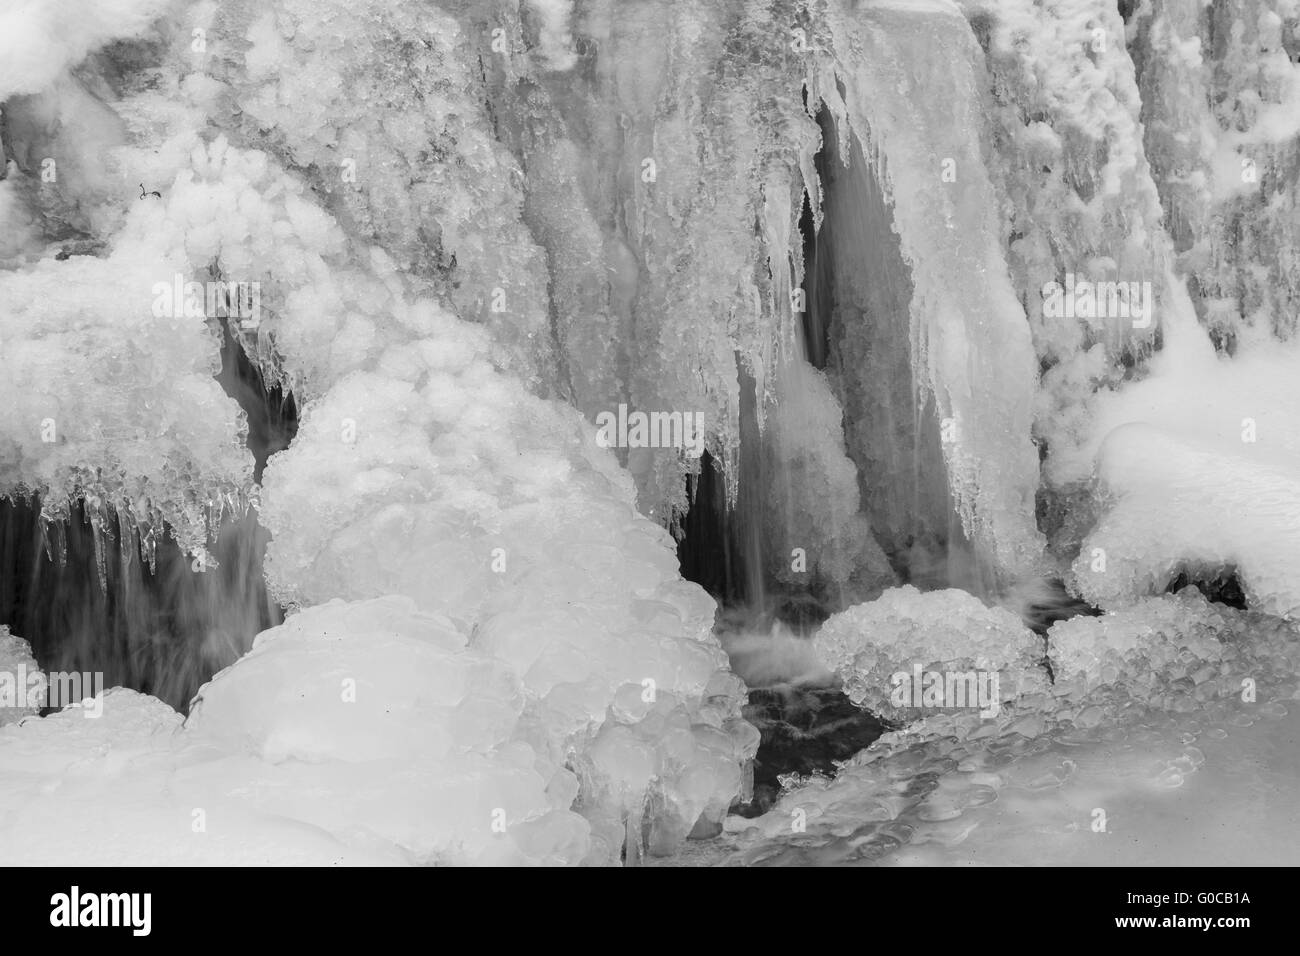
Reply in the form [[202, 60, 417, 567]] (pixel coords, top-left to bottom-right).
[[798, 187, 829, 370], [1166, 568, 1249, 610], [676, 450, 746, 606], [808, 105, 965, 589], [215, 320, 298, 483]]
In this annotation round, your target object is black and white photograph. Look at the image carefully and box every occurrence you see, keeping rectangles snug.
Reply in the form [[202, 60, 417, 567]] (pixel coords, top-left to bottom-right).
[[0, 0, 1292, 909]]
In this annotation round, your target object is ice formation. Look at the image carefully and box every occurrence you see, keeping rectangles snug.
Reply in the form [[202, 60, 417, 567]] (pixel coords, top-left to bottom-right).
[[813, 585, 1047, 719], [0, 626, 41, 727], [0, 231, 253, 563], [186, 597, 593, 865], [0, 685, 411, 865], [806, 0, 1048, 586], [965, 0, 1300, 621], [760, 353, 897, 604], [1129, 0, 1300, 342], [257, 349, 760, 861]]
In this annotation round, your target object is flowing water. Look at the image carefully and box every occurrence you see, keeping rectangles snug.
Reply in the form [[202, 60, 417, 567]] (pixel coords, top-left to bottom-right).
[[0, 321, 293, 712]]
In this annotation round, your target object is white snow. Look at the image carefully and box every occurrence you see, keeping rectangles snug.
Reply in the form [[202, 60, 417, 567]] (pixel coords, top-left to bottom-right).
[[1059, 289, 1300, 618]]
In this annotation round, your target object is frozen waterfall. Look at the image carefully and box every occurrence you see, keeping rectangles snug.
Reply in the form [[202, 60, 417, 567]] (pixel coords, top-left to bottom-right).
[[0, 0, 1299, 872]]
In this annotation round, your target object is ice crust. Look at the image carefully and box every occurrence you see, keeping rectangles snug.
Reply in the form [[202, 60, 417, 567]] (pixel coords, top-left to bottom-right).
[[813, 586, 1047, 719]]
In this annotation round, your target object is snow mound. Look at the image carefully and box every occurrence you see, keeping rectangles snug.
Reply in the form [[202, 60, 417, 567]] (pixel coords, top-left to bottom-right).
[[1073, 422, 1300, 619], [813, 585, 1046, 719], [1066, 334, 1300, 619]]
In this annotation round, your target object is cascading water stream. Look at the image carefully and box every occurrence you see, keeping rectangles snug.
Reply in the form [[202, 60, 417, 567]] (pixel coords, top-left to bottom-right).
[[0, 319, 295, 712], [800, 107, 992, 597], [692, 103, 1001, 650]]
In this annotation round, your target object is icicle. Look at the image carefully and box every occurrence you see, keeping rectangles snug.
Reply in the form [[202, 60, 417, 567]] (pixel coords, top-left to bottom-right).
[[37, 500, 69, 566]]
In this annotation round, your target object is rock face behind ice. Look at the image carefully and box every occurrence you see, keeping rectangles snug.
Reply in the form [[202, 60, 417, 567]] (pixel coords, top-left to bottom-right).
[[813, 586, 1046, 721]]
